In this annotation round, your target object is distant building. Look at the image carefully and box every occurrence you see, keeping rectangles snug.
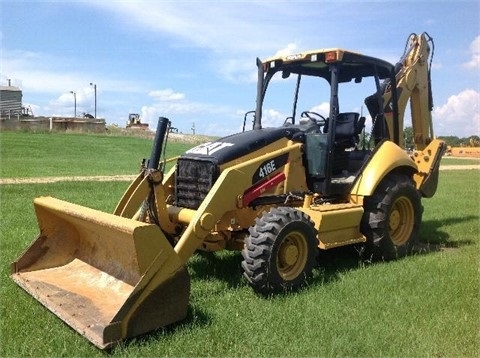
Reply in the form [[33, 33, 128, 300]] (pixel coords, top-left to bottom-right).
[[0, 84, 106, 133], [0, 85, 23, 117]]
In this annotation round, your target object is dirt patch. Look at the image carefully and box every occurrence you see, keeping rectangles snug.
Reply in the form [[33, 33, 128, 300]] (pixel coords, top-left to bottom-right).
[[439, 165, 480, 170], [0, 175, 137, 185], [1, 165, 478, 185]]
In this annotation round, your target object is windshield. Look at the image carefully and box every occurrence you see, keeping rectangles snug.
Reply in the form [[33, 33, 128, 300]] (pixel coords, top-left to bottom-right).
[[261, 72, 330, 127], [260, 66, 380, 130]]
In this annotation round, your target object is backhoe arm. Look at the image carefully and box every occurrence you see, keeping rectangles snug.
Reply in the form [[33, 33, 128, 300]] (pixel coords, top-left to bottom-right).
[[382, 33, 445, 197], [384, 32, 435, 151]]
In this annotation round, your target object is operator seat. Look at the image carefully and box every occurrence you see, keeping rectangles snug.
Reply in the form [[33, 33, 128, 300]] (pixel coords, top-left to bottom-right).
[[334, 112, 365, 148], [329, 112, 365, 175]]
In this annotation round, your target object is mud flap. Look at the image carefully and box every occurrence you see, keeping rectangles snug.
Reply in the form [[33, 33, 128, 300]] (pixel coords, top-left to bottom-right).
[[11, 196, 190, 349]]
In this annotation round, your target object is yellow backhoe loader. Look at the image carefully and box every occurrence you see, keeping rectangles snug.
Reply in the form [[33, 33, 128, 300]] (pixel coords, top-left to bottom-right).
[[11, 32, 445, 349]]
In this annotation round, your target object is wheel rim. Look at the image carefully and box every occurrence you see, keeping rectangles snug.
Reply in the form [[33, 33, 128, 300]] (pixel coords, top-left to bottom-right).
[[389, 195, 414, 246], [276, 231, 308, 281]]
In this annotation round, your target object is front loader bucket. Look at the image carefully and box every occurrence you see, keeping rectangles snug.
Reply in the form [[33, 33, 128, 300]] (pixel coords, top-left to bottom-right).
[[11, 196, 190, 349]]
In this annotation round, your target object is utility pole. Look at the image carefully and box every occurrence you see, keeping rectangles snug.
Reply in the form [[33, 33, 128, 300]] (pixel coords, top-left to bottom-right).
[[90, 83, 97, 118], [70, 91, 77, 118]]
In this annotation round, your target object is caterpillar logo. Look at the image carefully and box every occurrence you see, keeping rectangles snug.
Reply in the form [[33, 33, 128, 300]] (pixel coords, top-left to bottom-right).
[[187, 141, 234, 155]]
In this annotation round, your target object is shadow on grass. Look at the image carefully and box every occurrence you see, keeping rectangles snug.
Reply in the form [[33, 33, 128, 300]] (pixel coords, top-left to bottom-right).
[[314, 245, 364, 285], [188, 251, 244, 289], [112, 254, 244, 350], [112, 215, 478, 352], [183, 215, 477, 293], [111, 303, 212, 353], [313, 215, 477, 286], [419, 215, 477, 248]]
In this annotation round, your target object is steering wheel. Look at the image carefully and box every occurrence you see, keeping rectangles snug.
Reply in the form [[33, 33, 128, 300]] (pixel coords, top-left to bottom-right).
[[300, 111, 327, 126]]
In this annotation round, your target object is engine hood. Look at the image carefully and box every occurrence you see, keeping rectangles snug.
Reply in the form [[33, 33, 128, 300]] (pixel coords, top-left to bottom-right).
[[180, 127, 302, 165]]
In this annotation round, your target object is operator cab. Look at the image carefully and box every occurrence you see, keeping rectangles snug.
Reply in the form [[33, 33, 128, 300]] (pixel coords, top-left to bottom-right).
[[253, 49, 397, 198]]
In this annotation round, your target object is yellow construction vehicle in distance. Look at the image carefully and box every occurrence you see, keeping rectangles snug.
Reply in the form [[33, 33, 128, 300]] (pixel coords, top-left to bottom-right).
[[11, 32, 445, 349]]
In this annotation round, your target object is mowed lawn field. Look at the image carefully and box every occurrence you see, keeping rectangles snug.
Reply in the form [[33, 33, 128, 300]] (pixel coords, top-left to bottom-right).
[[0, 131, 479, 357]]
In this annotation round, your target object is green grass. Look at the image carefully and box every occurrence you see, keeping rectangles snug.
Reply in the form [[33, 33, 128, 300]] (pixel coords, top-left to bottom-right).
[[0, 132, 479, 357], [440, 156, 480, 165], [0, 131, 194, 178], [0, 172, 478, 357]]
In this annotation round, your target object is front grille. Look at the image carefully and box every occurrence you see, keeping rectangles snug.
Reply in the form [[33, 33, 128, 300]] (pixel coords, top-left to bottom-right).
[[175, 158, 219, 209]]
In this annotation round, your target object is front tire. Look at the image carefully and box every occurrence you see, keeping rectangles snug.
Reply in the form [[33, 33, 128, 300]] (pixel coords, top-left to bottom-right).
[[241, 207, 317, 295], [361, 173, 423, 260]]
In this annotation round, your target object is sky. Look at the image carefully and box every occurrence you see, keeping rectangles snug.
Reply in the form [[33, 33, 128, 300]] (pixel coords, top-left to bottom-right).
[[1, 0, 479, 138]]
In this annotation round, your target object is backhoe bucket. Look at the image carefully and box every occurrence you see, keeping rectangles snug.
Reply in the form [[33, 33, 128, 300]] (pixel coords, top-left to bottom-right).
[[11, 196, 190, 349]]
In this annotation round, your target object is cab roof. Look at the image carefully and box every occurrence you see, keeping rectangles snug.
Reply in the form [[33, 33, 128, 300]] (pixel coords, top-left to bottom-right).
[[262, 48, 394, 83]]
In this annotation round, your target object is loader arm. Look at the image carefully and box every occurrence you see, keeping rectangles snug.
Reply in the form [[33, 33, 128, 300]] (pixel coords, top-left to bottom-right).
[[113, 117, 180, 234], [172, 142, 304, 263], [112, 136, 305, 264], [113, 169, 179, 234]]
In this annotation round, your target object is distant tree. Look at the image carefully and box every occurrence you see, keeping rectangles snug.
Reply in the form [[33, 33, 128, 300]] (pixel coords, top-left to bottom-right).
[[437, 135, 462, 147], [357, 130, 374, 150], [356, 128, 478, 150], [468, 135, 480, 147], [403, 126, 414, 149]]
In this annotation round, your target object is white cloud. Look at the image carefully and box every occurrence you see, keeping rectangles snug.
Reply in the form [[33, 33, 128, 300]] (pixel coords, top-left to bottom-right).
[[1, 48, 149, 119], [88, 2, 279, 55], [431, 61, 443, 70], [146, 85, 236, 115], [140, 105, 159, 128], [262, 108, 287, 128], [149, 89, 185, 101], [433, 89, 480, 137], [145, 90, 226, 116], [46, 87, 92, 117], [273, 43, 298, 58], [2, 50, 143, 96], [309, 102, 330, 118], [218, 58, 258, 84], [2, 50, 80, 94], [84, 2, 314, 83], [139, 87, 236, 133], [463, 36, 480, 69]]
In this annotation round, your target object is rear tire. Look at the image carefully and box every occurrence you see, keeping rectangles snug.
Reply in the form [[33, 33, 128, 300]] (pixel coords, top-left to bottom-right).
[[361, 173, 423, 260], [241, 207, 317, 295]]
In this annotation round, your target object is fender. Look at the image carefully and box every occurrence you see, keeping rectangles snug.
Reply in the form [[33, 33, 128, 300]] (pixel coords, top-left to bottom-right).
[[350, 141, 417, 197]]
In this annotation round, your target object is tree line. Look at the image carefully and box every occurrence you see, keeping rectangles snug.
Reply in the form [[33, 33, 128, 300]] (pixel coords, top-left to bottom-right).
[[358, 127, 479, 150], [404, 127, 479, 148]]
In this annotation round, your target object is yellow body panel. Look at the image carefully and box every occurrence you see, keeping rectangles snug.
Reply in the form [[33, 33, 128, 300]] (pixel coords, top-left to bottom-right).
[[351, 141, 417, 197], [173, 140, 306, 261], [301, 203, 366, 249]]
